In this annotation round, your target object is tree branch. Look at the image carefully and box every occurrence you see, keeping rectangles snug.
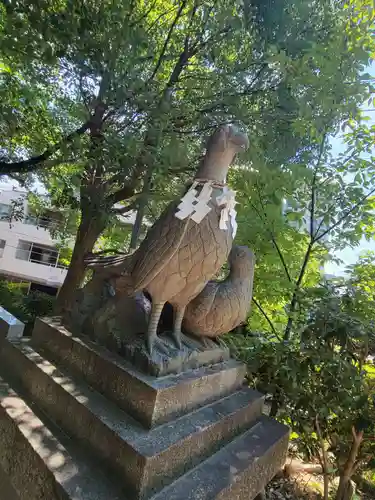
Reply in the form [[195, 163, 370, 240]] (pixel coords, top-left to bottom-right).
[[132, 0, 159, 27], [310, 134, 327, 240], [283, 240, 313, 341], [146, 5, 178, 33], [252, 184, 292, 283], [149, 0, 188, 81], [314, 185, 375, 243], [315, 415, 330, 500], [107, 184, 135, 204], [283, 134, 327, 340], [112, 201, 138, 214], [252, 297, 280, 339], [0, 122, 90, 175]]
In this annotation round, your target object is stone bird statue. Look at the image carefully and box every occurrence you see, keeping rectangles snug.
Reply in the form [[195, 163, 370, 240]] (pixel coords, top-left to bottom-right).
[[86, 125, 249, 354], [183, 245, 255, 339]]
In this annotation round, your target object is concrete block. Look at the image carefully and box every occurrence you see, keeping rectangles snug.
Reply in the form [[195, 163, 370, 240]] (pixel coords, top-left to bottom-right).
[[0, 377, 126, 500], [0, 307, 24, 340], [151, 416, 289, 500], [0, 340, 264, 499]]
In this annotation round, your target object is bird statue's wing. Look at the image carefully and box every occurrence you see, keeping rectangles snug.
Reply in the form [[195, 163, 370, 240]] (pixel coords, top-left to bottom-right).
[[130, 201, 191, 291], [83, 201, 191, 289], [84, 252, 134, 279]]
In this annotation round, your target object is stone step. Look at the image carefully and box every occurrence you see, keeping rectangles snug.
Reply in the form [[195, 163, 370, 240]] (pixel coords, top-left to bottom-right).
[[0, 463, 20, 500], [0, 376, 126, 500], [151, 416, 289, 500], [0, 339, 265, 499], [32, 317, 247, 428]]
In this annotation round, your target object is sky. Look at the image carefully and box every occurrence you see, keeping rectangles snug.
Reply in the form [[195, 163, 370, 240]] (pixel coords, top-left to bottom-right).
[[324, 61, 375, 276]]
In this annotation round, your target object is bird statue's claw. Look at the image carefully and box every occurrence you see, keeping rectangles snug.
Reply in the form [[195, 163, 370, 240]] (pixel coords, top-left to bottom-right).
[[146, 336, 170, 356], [146, 336, 155, 356], [171, 330, 182, 350]]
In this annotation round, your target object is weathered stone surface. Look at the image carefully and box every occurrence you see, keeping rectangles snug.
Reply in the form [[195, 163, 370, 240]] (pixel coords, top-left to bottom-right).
[[0, 321, 289, 500], [184, 246, 255, 338], [0, 339, 264, 499], [0, 377, 126, 500], [0, 463, 20, 500], [71, 290, 231, 377], [0, 307, 24, 340], [150, 416, 289, 500], [111, 330, 231, 377], [32, 317, 246, 428]]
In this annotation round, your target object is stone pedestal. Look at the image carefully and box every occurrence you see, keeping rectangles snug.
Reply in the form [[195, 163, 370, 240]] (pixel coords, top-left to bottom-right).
[[0, 317, 289, 500]]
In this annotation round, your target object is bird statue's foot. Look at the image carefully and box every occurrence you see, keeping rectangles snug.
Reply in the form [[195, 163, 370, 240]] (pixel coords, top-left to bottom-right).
[[170, 330, 182, 350], [146, 335, 170, 356], [201, 336, 220, 349]]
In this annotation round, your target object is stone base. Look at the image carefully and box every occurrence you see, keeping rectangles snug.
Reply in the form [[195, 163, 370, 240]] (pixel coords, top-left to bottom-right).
[[120, 330, 230, 377], [68, 289, 230, 377], [0, 463, 20, 500], [0, 318, 289, 500]]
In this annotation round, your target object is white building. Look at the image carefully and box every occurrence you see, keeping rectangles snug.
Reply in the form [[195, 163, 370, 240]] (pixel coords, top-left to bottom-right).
[[0, 187, 146, 296], [0, 188, 68, 296]]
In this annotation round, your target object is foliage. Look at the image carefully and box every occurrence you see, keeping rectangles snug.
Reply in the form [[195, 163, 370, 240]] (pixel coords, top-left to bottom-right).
[[230, 105, 375, 343], [231, 166, 326, 334], [229, 284, 375, 498], [0, 281, 56, 334], [345, 252, 375, 353]]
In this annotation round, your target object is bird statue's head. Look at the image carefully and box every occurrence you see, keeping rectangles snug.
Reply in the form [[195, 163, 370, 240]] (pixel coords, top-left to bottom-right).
[[195, 124, 249, 183], [228, 245, 255, 278]]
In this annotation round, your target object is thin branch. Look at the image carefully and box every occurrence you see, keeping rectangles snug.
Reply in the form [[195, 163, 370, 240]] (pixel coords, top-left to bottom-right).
[[0, 122, 90, 174], [252, 297, 280, 339], [112, 201, 138, 214], [253, 184, 292, 283], [149, 0, 188, 81], [283, 241, 313, 340], [146, 5, 178, 32], [314, 185, 375, 243], [310, 134, 327, 240], [188, 2, 214, 51], [191, 24, 232, 53], [107, 184, 135, 204], [97, 71, 110, 102], [313, 193, 347, 238], [132, 0, 159, 27], [315, 415, 330, 500], [283, 134, 327, 340]]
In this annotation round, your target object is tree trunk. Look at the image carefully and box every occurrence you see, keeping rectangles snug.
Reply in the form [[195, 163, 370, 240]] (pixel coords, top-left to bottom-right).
[[129, 199, 146, 251], [315, 416, 330, 500], [269, 389, 282, 417], [335, 428, 363, 500], [55, 214, 105, 315], [336, 477, 355, 500]]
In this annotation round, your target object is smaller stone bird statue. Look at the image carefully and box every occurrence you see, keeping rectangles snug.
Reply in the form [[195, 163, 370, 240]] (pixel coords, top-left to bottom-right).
[[183, 246, 255, 340]]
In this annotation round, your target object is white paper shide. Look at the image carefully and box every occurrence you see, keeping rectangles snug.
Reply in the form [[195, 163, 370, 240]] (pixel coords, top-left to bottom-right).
[[175, 181, 237, 237]]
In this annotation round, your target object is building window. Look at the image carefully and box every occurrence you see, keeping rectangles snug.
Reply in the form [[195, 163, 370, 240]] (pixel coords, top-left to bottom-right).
[[15, 240, 61, 267], [24, 214, 53, 229], [0, 204, 10, 221], [29, 282, 58, 296], [0, 240, 5, 258]]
